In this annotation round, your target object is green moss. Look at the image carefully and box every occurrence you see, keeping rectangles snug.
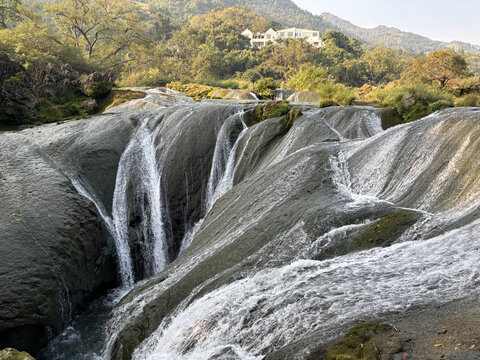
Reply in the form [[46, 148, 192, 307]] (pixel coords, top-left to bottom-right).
[[379, 107, 403, 130], [37, 87, 89, 122], [282, 108, 302, 130], [96, 90, 146, 112], [254, 101, 291, 122], [84, 81, 111, 98], [0, 348, 35, 360], [324, 323, 393, 360], [403, 101, 429, 122], [319, 100, 340, 108], [351, 210, 421, 252], [166, 82, 217, 101]]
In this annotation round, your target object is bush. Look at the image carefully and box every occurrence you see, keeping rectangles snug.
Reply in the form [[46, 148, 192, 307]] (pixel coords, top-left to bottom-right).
[[253, 77, 276, 99], [119, 68, 171, 87], [194, 78, 243, 89], [373, 82, 454, 122], [286, 66, 355, 106], [456, 94, 480, 107], [286, 66, 329, 91], [428, 100, 453, 113]]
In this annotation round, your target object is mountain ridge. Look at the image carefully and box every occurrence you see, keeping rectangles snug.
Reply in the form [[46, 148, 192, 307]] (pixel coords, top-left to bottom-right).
[[319, 12, 480, 53]]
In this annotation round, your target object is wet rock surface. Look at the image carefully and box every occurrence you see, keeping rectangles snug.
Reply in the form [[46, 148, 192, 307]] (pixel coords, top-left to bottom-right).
[[0, 113, 135, 354]]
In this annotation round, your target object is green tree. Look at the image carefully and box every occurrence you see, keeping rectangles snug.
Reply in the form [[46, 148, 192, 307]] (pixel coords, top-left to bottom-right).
[[47, 0, 144, 62], [0, 0, 20, 29]]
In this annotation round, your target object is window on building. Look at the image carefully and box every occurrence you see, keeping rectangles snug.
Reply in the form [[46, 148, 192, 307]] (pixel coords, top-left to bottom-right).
[[288, 32, 293, 37]]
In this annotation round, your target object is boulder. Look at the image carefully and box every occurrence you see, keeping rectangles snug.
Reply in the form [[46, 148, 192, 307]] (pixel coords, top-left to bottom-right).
[[0, 54, 39, 123], [0, 348, 35, 360], [401, 92, 417, 109], [208, 88, 258, 101], [79, 71, 114, 98], [83, 97, 98, 113]]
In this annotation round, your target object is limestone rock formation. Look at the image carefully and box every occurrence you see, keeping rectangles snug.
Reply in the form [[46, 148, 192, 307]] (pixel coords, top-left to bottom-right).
[[79, 71, 115, 98], [30, 63, 80, 100], [0, 54, 39, 123]]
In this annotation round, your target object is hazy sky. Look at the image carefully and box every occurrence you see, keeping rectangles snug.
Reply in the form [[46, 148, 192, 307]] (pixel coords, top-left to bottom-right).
[[293, 0, 480, 45]]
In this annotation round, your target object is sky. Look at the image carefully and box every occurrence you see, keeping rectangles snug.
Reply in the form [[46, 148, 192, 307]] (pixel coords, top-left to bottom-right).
[[293, 0, 480, 45]]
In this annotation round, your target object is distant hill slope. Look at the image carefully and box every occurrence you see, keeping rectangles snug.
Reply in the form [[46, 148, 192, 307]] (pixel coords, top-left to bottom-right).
[[147, 0, 480, 52], [320, 12, 480, 53]]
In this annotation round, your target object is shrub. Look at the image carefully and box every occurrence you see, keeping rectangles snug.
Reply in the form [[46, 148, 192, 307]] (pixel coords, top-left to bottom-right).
[[195, 78, 242, 89], [286, 66, 355, 106], [373, 82, 454, 122], [119, 68, 171, 87], [253, 78, 276, 99], [286, 66, 329, 91], [166, 82, 217, 101], [456, 94, 480, 107]]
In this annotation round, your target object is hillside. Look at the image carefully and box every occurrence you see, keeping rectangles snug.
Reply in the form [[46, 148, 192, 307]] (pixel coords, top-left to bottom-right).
[[145, 0, 480, 52], [320, 12, 480, 53]]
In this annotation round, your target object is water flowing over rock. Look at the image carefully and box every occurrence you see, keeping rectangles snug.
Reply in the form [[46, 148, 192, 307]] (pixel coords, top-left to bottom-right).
[[3, 100, 480, 359], [0, 113, 135, 353], [287, 91, 321, 104], [102, 106, 480, 360]]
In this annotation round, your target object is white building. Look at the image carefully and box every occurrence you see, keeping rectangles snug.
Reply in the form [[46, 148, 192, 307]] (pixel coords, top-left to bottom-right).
[[241, 27, 324, 49]]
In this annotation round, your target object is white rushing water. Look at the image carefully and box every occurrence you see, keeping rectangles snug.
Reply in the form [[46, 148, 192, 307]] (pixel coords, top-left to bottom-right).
[[180, 112, 247, 252], [133, 219, 480, 360], [71, 118, 167, 288], [111, 119, 167, 287]]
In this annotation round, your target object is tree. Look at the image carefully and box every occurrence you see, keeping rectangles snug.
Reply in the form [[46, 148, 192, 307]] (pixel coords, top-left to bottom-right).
[[402, 50, 471, 88], [47, 0, 144, 62], [0, 0, 20, 29]]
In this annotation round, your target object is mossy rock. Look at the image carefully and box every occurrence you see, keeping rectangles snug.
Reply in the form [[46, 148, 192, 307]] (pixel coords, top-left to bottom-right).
[[379, 107, 404, 130], [244, 101, 302, 131], [0, 348, 35, 360], [282, 108, 302, 130], [323, 322, 407, 360], [351, 210, 422, 252], [97, 90, 146, 112], [253, 101, 291, 123], [319, 100, 340, 108]]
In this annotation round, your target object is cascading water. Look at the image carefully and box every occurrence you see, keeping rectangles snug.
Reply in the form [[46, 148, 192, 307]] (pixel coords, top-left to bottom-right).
[[103, 107, 480, 360], [180, 111, 248, 252], [111, 119, 167, 286], [36, 104, 480, 360], [71, 116, 168, 288]]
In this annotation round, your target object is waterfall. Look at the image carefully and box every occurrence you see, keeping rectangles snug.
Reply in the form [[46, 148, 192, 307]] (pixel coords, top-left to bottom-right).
[[132, 219, 480, 360], [71, 117, 167, 288], [111, 119, 168, 287], [180, 111, 248, 252], [71, 108, 249, 287]]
